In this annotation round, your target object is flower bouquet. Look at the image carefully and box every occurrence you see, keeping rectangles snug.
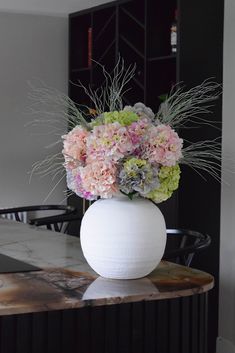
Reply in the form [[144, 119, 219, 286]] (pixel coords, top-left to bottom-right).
[[63, 104, 182, 203], [30, 59, 221, 279]]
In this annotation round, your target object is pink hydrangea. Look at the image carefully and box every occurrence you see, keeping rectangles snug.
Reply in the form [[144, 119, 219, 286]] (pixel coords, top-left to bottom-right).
[[74, 173, 97, 200], [86, 122, 133, 162], [127, 118, 149, 146], [66, 169, 97, 200], [79, 160, 118, 198], [62, 126, 89, 168], [142, 124, 183, 166]]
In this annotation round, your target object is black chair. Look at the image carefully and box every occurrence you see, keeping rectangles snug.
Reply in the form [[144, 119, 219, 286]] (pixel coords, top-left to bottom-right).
[[31, 212, 82, 234], [0, 205, 77, 233], [28, 211, 211, 267], [163, 228, 211, 267]]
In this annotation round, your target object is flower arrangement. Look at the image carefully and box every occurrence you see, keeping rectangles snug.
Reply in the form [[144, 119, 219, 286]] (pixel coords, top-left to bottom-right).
[[30, 59, 221, 203], [63, 103, 182, 202]]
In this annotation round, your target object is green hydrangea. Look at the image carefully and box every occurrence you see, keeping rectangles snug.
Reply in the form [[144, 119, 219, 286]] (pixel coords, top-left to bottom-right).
[[103, 110, 139, 126], [89, 114, 105, 127], [147, 164, 181, 203]]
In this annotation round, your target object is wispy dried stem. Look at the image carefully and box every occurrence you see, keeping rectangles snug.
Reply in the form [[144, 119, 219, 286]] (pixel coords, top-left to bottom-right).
[[180, 138, 222, 182], [156, 79, 222, 129], [27, 79, 91, 132], [71, 56, 136, 113]]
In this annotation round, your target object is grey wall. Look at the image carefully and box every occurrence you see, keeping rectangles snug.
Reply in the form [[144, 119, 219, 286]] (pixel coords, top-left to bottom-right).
[[0, 0, 114, 16], [218, 0, 235, 352], [0, 13, 67, 207]]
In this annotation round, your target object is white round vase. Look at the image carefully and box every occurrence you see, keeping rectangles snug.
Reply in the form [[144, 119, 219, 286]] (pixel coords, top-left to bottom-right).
[[80, 195, 166, 279]]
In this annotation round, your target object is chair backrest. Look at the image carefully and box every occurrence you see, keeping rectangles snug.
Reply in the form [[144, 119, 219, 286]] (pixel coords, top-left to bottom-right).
[[163, 228, 211, 267], [0, 205, 76, 230], [30, 212, 82, 234], [24, 212, 211, 266]]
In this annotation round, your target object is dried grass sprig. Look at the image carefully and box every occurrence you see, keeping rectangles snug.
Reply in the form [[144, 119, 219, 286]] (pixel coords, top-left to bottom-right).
[[156, 79, 222, 129], [30, 153, 65, 181], [71, 57, 136, 114], [180, 138, 222, 182], [27, 79, 91, 132], [100, 57, 136, 111]]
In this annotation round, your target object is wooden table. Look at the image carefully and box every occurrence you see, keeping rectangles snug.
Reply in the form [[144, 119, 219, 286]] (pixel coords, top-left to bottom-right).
[[0, 219, 214, 353]]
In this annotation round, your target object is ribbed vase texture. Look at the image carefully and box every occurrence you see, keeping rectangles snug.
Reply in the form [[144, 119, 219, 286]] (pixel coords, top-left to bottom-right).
[[80, 195, 166, 279]]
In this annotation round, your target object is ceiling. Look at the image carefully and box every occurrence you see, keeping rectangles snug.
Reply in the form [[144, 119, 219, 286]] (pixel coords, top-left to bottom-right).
[[0, 0, 113, 16]]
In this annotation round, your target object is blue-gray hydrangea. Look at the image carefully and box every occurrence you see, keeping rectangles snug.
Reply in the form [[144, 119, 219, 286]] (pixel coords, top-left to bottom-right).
[[118, 158, 159, 196]]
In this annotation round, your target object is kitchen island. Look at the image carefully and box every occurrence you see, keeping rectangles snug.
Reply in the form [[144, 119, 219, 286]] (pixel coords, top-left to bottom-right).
[[0, 219, 213, 353]]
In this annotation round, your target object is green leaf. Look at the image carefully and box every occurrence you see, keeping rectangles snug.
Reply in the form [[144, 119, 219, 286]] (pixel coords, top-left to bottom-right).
[[120, 191, 137, 200], [158, 94, 167, 102]]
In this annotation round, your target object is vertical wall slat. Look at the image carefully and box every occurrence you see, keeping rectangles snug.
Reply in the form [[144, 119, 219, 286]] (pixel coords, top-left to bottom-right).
[[199, 294, 205, 353], [75, 307, 91, 353], [0, 316, 16, 353], [91, 306, 105, 353], [118, 303, 131, 353], [105, 305, 118, 353], [181, 296, 190, 353], [47, 311, 62, 353], [61, 310, 75, 353], [191, 295, 199, 353], [16, 314, 32, 353], [31, 312, 47, 353], [169, 298, 180, 353], [204, 293, 208, 353], [131, 302, 144, 353], [156, 300, 169, 353], [144, 301, 156, 353]]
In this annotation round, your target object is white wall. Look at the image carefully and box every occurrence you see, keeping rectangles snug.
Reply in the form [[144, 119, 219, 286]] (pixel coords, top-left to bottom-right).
[[218, 0, 235, 352], [0, 12, 67, 207]]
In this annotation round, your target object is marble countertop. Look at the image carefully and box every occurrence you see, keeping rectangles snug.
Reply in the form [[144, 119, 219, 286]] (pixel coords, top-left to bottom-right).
[[0, 218, 93, 273], [0, 219, 214, 315]]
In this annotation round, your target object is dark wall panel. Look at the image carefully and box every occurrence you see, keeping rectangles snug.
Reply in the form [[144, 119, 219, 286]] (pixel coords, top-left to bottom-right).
[[178, 1, 224, 352]]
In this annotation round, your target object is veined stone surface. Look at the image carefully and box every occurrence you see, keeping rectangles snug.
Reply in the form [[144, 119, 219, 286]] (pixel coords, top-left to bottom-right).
[[0, 219, 214, 316]]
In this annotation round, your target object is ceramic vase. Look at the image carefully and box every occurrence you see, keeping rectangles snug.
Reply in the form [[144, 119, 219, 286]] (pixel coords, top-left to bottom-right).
[[80, 194, 166, 279]]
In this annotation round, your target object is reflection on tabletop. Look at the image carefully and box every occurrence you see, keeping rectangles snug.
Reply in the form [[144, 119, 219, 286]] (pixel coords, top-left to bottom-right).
[[83, 276, 158, 300]]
